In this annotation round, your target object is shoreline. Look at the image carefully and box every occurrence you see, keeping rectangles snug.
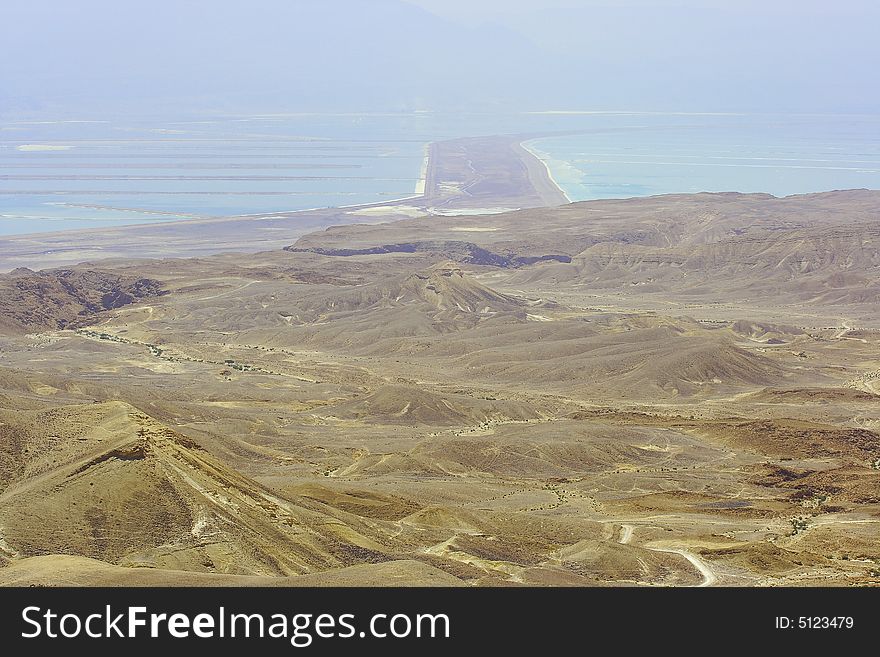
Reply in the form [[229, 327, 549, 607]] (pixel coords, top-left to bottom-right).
[[519, 139, 572, 204], [414, 143, 429, 195], [0, 134, 561, 239]]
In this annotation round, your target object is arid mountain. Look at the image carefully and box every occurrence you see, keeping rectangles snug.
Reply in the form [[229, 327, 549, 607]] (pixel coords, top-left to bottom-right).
[[291, 190, 880, 313], [285, 262, 529, 320], [0, 401, 401, 575], [0, 267, 165, 333], [317, 384, 540, 426], [1, 190, 879, 586]]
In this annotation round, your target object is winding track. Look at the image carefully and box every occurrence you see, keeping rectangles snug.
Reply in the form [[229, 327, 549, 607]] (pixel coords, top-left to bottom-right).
[[647, 546, 718, 587], [615, 522, 718, 587]]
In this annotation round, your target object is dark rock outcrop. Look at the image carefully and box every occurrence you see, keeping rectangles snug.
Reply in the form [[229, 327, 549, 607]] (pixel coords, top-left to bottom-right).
[[0, 268, 167, 333], [286, 240, 571, 269]]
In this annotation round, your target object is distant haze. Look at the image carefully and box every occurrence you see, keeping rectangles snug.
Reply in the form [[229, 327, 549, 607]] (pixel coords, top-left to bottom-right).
[[2, 0, 877, 117]]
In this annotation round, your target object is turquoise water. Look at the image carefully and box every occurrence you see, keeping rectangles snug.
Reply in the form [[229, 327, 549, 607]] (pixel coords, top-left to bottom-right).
[[2, 113, 878, 236], [524, 114, 880, 201], [0, 115, 430, 235]]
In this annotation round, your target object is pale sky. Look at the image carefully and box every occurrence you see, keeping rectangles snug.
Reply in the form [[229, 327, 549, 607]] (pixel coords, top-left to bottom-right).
[[404, 0, 866, 19], [2, 0, 877, 116], [403, 0, 880, 112], [403, 0, 864, 21]]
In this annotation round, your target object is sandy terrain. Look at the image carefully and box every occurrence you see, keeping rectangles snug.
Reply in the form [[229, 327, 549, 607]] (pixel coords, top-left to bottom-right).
[[1, 185, 878, 586]]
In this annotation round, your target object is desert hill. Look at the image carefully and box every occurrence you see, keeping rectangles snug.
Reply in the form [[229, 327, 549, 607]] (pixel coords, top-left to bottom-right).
[[0, 401, 400, 576], [0, 267, 165, 333], [0, 555, 462, 587], [288, 190, 880, 313], [290, 262, 528, 319], [2, 190, 879, 586], [316, 384, 539, 426]]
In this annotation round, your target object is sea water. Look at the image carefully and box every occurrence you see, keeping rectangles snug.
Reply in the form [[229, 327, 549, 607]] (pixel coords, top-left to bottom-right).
[[523, 113, 880, 201], [0, 114, 430, 236], [1, 112, 878, 236]]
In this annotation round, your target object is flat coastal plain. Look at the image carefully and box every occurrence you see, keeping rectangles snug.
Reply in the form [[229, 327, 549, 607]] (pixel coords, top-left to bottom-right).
[[0, 134, 878, 587]]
